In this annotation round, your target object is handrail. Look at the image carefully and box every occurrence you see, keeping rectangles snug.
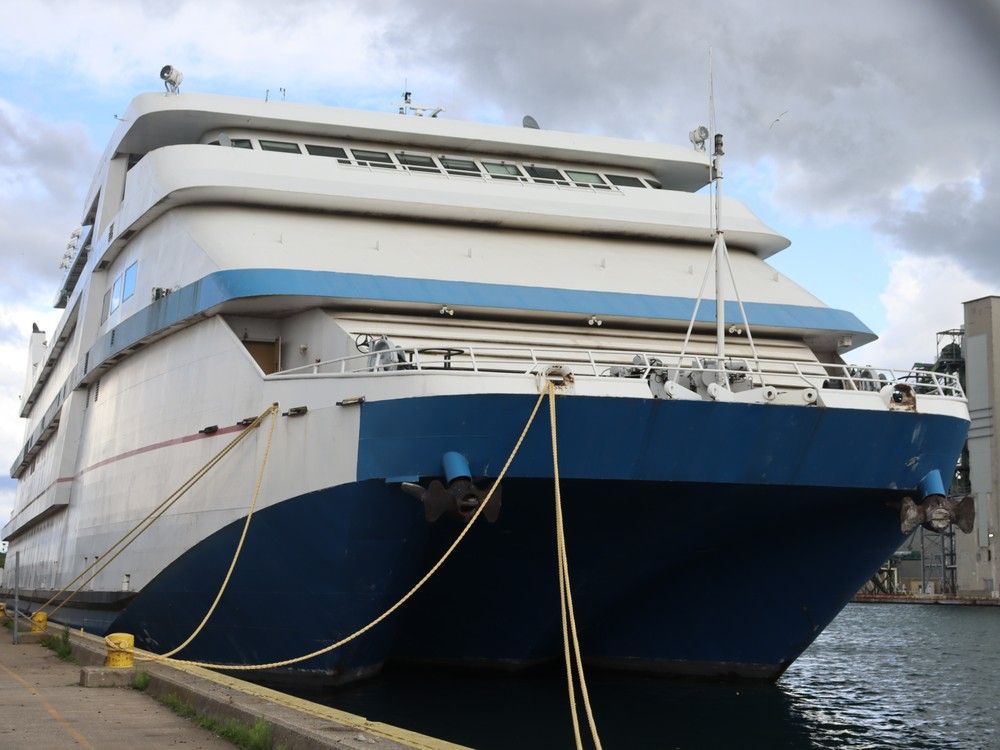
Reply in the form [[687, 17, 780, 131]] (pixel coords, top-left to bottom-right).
[[267, 343, 965, 399]]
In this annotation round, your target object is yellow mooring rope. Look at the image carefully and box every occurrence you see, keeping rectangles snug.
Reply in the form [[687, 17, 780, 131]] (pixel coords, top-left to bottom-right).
[[137, 404, 279, 661], [78, 385, 604, 748], [40, 404, 277, 619], [548, 383, 603, 750], [150, 388, 548, 671]]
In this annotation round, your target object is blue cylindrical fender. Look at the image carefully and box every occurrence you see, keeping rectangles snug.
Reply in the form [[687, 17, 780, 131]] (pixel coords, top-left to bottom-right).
[[442, 451, 472, 485], [919, 469, 945, 500]]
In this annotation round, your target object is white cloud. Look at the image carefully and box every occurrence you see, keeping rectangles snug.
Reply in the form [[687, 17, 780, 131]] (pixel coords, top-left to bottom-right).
[[0, 99, 89, 522], [0, 1, 447, 100], [849, 254, 992, 371]]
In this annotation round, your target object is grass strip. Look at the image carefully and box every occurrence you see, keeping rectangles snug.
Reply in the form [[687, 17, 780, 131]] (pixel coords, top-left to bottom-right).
[[40, 627, 76, 663], [131, 669, 151, 691], [158, 692, 279, 750]]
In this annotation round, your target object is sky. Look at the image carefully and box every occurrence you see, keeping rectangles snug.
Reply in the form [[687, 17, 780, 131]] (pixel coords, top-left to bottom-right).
[[1, 0, 998, 524]]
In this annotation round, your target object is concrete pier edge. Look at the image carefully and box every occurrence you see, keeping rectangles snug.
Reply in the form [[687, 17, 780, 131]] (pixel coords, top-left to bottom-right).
[[59, 627, 467, 750]]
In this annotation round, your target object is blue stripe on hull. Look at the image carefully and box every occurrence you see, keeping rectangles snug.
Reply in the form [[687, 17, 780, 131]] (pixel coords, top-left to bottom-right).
[[358, 394, 968, 490]]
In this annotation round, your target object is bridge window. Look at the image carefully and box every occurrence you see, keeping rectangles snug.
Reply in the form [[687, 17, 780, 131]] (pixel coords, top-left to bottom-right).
[[605, 174, 645, 188], [110, 275, 124, 313], [306, 144, 350, 163], [524, 165, 568, 185], [351, 149, 397, 169], [231, 138, 253, 149], [101, 289, 112, 323], [122, 262, 138, 301], [396, 153, 441, 173], [566, 170, 610, 189], [259, 139, 301, 154], [483, 162, 524, 180], [439, 157, 481, 177]]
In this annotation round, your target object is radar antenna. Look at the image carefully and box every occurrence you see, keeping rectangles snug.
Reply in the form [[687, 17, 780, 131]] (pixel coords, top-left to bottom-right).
[[397, 90, 444, 118]]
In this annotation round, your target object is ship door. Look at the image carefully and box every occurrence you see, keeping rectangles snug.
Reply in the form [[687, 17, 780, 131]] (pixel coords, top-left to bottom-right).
[[244, 339, 280, 374]]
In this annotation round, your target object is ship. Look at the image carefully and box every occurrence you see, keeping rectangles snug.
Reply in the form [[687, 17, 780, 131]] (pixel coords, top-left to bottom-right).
[[2, 74, 971, 685]]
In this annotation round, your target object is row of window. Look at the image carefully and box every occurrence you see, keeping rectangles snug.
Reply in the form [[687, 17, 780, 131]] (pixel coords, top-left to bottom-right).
[[101, 261, 137, 323], [209, 138, 663, 190]]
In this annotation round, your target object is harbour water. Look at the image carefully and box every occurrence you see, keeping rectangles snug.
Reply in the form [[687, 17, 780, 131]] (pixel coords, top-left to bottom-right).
[[302, 603, 999, 748]]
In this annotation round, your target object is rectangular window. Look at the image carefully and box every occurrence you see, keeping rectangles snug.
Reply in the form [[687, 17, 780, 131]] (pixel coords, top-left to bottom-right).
[[606, 174, 645, 188], [565, 170, 609, 188], [483, 162, 524, 180], [122, 262, 138, 301], [259, 140, 302, 154], [351, 149, 396, 169], [439, 157, 481, 177], [101, 288, 112, 323], [525, 165, 568, 184], [305, 144, 350, 163], [231, 138, 253, 149], [396, 153, 440, 173], [110, 276, 124, 313]]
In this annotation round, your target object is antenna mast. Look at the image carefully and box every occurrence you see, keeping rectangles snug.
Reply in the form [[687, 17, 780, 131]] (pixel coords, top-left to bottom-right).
[[709, 49, 727, 383], [675, 50, 760, 390]]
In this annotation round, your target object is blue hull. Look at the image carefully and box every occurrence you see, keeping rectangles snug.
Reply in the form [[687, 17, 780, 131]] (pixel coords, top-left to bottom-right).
[[44, 394, 968, 683]]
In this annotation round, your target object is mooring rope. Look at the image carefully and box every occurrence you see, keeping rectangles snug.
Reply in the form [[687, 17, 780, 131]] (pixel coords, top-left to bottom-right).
[[548, 383, 603, 750], [145, 388, 547, 671], [137, 404, 279, 660], [40, 404, 276, 619]]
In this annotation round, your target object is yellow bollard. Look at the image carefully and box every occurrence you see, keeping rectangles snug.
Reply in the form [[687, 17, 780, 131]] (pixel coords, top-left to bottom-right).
[[30, 611, 48, 632], [105, 633, 135, 668]]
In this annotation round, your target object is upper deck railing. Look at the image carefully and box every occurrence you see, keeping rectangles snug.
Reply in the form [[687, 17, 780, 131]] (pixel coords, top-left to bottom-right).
[[268, 343, 965, 399]]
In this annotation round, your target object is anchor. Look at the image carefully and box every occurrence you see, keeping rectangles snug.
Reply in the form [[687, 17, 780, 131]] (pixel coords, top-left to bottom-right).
[[900, 469, 975, 534], [401, 451, 502, 523]]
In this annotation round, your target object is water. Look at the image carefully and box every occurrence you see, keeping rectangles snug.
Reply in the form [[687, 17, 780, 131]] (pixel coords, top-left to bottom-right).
[[300, 604, 1000, 749]]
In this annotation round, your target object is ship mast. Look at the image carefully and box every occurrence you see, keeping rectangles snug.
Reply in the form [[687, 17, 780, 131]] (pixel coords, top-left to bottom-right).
[[674, 50, 760, 392], [712, 132, 726, 382]]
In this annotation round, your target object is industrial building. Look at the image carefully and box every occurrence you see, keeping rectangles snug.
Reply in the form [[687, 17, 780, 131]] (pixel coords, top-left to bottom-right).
[[955, 296, 1000, 596], [865, 296, 1000, 598]]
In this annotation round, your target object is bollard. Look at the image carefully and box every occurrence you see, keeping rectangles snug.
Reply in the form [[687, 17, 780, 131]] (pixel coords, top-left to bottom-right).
[[31, 611, 48, 633], [105, 633, 135, 668]]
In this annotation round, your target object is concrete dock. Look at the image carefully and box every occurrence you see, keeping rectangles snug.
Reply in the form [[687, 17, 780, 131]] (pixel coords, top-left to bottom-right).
[[1, 628, 231, 748], [1, 620, 465, 750], [853, 593, 1000, 606]]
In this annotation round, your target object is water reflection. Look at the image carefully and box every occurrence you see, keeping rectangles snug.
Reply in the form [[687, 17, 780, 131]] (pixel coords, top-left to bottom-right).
[[295, 604, 999, 749]]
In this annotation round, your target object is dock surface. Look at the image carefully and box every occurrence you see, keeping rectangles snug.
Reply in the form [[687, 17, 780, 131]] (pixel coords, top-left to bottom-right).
[[0, 630, 230, 749], [0, 621, 463, 750]]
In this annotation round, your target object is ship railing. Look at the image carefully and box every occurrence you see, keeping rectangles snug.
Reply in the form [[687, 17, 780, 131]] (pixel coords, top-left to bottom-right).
[[268, 345, 965, 399]]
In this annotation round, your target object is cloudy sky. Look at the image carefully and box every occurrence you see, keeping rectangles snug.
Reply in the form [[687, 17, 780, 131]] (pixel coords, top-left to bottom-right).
[[1, 0, 998, 523]]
